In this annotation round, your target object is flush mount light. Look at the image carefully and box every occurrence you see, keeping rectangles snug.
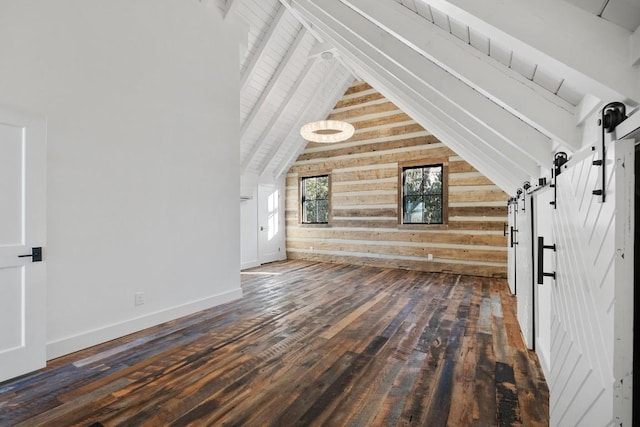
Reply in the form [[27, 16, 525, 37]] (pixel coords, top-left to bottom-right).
[[300, 120, 355, 143]]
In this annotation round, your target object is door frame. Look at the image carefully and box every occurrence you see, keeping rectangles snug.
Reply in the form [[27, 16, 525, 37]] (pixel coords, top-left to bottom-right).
[[257, 183, 284, 265]]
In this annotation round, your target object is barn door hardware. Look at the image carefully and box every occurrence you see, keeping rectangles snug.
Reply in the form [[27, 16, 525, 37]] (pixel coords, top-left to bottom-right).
[[507, 197, 516, 215], [516, 181, 531, 212], [510, 226, 518, 247], [593, 102, 627, 202], [507, 196, 518, 247], [537, 236, 556, 283], [549, 152, 567, 209], [514, 188, 524, 212]]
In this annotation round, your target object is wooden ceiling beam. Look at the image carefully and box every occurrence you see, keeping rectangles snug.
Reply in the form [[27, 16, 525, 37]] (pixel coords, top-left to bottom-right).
[[240, 5, 286, 93], [240, 27, 308, 139], [292, 0, 538, 192], [339, 53, 524, 193], [342, 54, 526, 193], [344, 0, 581, 151], [423, 0, 639, 103], [241, 55, 319, 174], [297, 0, 551, 168], [279, 0, 324, 42]]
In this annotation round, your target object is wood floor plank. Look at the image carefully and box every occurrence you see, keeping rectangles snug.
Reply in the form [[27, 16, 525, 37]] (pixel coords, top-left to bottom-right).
[[423, 286, 471, 426], [0, 260, 549, 426], [342, 282, 442, 425], [329, 279, 441, 426], [447, 335, 476, 426]]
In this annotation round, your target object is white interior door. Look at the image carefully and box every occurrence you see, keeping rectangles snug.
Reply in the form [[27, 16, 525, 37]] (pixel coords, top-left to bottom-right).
[[0, 109, 46, 383], [515, 193, 533, 349], [258, 184, 282, 264], [549, 139, 633, 426], [507, 200, 517, 294], [533, 187, 554, 377]]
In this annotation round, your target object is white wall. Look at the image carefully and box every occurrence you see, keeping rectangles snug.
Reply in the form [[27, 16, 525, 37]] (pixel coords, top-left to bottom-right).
[[0, 0, 243, 358]]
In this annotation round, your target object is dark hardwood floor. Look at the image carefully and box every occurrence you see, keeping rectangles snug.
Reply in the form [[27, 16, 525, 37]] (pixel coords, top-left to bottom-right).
[[0, 261, 549, 426]]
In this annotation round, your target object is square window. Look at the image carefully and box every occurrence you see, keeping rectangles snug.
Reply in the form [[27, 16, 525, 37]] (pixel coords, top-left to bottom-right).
[[301, 175, 329, 224], [401, 164, 444, 225]]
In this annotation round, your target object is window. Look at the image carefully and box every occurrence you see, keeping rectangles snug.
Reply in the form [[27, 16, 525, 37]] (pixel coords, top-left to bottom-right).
[[401, 164, 444, 224], [301, 175, 329, 224]]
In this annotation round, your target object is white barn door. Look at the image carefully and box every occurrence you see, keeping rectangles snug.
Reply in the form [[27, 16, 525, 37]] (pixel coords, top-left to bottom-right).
[[507, 200, 517, 294], [533, 187, 554, 378], [515, 193, 534, 349], [549, 139, 633, 426], [0, 109, 46, 383]]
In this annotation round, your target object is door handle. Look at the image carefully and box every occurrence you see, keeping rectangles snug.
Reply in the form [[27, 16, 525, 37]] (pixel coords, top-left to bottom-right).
[[537, 237, 556, 284], [260, 226, 264, 231], [18, 247, 43, 262]]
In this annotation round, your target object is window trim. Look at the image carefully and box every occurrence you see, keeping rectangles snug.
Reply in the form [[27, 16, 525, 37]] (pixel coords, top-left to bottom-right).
[[299, 173, 331, 226], [397, 159, 448, 228]]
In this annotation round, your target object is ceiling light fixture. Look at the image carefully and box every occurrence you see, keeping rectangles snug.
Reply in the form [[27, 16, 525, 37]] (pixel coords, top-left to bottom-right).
[[299, 50, 354, 144], [300, 120, 355, 143]]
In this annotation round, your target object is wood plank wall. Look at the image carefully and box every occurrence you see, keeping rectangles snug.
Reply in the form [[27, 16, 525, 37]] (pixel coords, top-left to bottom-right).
[[285, 81, 508, 278]]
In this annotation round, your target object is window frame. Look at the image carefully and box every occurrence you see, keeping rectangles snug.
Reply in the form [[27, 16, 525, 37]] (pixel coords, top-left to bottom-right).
[[299, 173, 331, 225], [398, 159, 448, 228]]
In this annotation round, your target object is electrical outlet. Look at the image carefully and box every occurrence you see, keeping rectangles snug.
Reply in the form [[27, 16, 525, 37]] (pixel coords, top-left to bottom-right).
[[135, 292, 145, 306], [427, 253, 434, 261]]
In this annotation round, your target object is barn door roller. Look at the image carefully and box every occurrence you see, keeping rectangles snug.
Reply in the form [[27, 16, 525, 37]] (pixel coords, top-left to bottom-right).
[[549, 152, 567, 209], [507, 197, 518, 247], [593, 102, 627, 202], [521, 181, 531, 212]]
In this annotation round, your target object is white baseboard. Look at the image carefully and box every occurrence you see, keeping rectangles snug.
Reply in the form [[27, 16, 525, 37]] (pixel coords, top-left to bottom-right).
[[241, 260, 260, 270], [46, 287, 243, 360]]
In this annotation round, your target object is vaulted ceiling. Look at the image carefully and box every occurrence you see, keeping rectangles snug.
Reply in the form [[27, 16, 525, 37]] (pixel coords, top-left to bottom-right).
[[215, 0, 640, 194]]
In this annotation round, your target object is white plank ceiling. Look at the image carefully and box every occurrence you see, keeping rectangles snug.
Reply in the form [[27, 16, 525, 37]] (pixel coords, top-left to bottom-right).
[[218, 0, 640, 193], [221, 0, 354, 178]]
